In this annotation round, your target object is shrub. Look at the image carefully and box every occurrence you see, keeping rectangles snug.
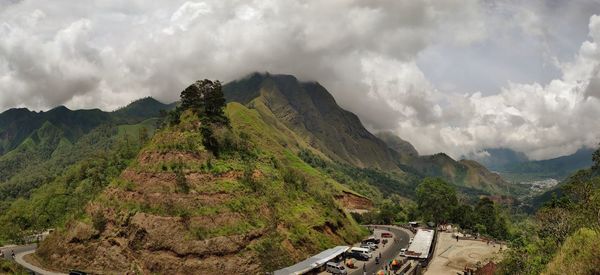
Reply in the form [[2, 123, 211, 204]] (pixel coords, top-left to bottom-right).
[[92, 211, 107, 233], [283, 168, 307, 191], [175, 170, 189, 194]]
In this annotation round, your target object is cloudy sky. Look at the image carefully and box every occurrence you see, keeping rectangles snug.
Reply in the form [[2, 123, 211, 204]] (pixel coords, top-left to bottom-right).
[[1, 0, 600, 160]]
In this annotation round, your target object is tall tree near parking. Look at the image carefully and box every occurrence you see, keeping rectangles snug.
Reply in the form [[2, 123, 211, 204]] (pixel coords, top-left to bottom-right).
[[416, 177, 458, 224]]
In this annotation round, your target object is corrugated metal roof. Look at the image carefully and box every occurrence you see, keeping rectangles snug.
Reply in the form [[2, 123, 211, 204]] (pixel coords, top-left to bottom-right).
[[274, 246, 350, 275], [406, 229, 434, 259]]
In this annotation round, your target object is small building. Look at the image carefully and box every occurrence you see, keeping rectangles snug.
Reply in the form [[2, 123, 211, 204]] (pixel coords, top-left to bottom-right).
[[274, 246, 350, 275], [405, 228, 435, 260]]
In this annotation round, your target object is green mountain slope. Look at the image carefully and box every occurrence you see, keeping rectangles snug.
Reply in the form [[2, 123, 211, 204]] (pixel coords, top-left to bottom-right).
[[542, 228, 600, 275], [0, 106, 110, 156], [375, 131, 419, 163], [35, 99, 366, 273], [0, 97, 173, 157], [225, 73, 401, 171], [0, 99, 172, 201], [225, 73, 509, 195], [0, 121, 146, 242], [466, 148, 529, 171], [0, 121, 65, 183], [113, 97, 177, 122], [500, 148, 594, 181]]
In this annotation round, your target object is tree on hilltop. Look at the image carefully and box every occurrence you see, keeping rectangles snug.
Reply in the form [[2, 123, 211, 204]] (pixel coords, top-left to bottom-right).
[[180, 79, 228, 125]]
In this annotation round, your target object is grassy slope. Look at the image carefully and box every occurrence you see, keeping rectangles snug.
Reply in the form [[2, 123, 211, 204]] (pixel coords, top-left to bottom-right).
[[542, 228, 600, 275], [36, 103, 366, 274], [0, 258, 27, 275]]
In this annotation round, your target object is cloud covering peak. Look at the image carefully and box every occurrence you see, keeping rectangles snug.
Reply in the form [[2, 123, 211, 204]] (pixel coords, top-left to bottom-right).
[[0, 0, 599, 160]]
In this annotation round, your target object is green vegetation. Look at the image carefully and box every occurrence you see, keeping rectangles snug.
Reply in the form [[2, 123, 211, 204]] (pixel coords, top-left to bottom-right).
[[7, 73, 596, 273], [416, 178, 458, 224], [414, 177, 511, 239], [0, 258, 27, 274], [0, 127, 144, 243], [30, 80, 366, 274], [223, 73, 510, 196], [498, 148, 594, 181], [542, 228, 600, 275], [497, 146, 600, 275], [0, 104, 158, 244]]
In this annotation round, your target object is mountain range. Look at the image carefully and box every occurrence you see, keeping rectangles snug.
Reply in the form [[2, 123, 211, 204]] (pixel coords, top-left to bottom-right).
[[468, 147, 595, 182], [0, 97, 173, 202], [0, 73, 517, 273], [224, 73, 510, 195]]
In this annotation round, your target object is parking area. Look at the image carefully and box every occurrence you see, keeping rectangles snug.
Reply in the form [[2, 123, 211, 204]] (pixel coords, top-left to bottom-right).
[[314, 227, 412, 275]]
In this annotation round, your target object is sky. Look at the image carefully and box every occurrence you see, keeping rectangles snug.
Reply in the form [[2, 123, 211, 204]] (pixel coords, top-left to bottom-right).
[[1, 0, 600, 160]]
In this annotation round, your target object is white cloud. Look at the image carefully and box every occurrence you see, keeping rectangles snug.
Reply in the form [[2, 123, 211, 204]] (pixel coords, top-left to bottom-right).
[[0, 0, 599, 160]]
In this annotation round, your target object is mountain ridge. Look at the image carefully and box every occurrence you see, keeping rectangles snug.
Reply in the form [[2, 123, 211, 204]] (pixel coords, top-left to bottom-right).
[[224, 73, 510, 195]]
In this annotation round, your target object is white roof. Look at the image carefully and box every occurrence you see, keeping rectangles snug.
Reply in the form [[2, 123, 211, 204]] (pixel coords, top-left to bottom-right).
[[274, 246, 349, 275], [350, 247, 370, 252], [406, 229, 434, 259]]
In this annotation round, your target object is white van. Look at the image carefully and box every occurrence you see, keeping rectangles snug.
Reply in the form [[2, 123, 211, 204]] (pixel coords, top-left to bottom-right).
[[349, 247, 372, 259], [325, 262, 347, 274]]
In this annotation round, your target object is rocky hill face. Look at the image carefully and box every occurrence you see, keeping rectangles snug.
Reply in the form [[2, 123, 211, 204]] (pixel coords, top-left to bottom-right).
[[376, 131, 419, 163], [35, 98, 366, 273], [224, 73, 401, 171], [225, 73, 509, 195]]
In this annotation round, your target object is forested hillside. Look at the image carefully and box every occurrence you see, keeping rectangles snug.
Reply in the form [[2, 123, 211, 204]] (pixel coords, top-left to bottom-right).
[[0, 98, 172, 243], [35, 80, 366, 273], [497, 146, 600, 274]]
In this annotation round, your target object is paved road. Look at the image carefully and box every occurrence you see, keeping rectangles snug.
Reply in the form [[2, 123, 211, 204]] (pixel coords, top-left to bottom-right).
[[1, 244, 66, 275], [349, 226, 412, 275], [1, 244, 37, 260]]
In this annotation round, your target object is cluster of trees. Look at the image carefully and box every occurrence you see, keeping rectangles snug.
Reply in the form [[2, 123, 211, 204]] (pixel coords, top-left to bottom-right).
[[497, 146, 600, 274], [416, 177, 511, 239], [168, 79, 230, 156], [351, 194, 415, 225]]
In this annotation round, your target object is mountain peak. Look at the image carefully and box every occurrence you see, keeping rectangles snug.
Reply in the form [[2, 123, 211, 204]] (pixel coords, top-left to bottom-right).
[[224, 73, 401, 170], [47, 105, 71, 113], [112, 96, 174, 120]]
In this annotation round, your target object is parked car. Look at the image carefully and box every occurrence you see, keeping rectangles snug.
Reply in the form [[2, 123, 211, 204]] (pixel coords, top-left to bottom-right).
[[399, 248, 407, 256], [349, 247, 372, 259], [360, 243, 377, 251], [363, 237, 381, 244], [346, 251, 369, 261], [381, 232, 393, 238], [325, 262, 348, 274], [366, 241, 378, 248]]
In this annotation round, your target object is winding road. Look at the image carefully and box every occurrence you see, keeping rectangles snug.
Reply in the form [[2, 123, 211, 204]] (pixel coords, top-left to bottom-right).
[[349, 225, 412, 275], [1, 244, 66, 275]]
